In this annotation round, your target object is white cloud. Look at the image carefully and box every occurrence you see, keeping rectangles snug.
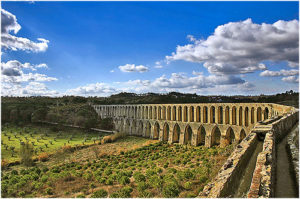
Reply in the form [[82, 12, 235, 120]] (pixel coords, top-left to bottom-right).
[[282, 76, 299, 83], [1, 8, 21, 34], [1, 82, 59, 96], [110, 70, 115, 73], [1, 60, 48, 77], [154, 61, 163, 68], [260, 69, 299, 77], [166, 19, 299, 75], [119, 64, 149, 73], [1, 9, 49, 52], [65, 83, 118, 96]]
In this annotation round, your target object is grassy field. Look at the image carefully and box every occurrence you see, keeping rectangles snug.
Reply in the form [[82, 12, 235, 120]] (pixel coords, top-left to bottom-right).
[[1, 123, 109, 162], [1, 136, 234, 198]]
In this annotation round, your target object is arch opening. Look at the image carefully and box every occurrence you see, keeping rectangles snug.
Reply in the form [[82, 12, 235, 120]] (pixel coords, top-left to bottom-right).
[[162, 123, 169, 142], [212, 127, 221, 146], [153, 122, 160, 139], [197, 126, 206, 146], [172, 124, 180, 143], [184, 125, 193, 145]]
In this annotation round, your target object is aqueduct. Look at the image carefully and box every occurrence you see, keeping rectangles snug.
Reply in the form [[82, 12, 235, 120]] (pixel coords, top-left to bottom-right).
[[93, 103, 294, 147]]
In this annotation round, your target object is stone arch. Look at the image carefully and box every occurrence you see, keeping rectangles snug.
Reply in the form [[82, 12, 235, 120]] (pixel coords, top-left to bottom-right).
[[167, 106, 171, 120], [244, 107, 249, 127], [142, 107, 145, 119], [251, 107, 255, 124], [153, 122, 160, 139], [203, 106, 208, 123], [149, 107, 153, 119], [210, 106, 216, 123], [158, 106, 162, 120], [162, 106, 166, 120], [145, 106, 149, 119], [264, 107, 269, 120], [183, 106, 188, 122], [125, 119, 130, 134], [196, 125, 206, 146], [190, 106, 194, 122], [232, 106, 237, 125], [257, 107, 262, 122], [239, 129, 246, 143], [172, 106, 176, 121], [131, 120, 136, 135], [239, 107, 243, 126], [225, 106, 230, 124], [196, 106, 201, 122], [218, 106, 223, 124], [137, 120, 143, 136], [145, 122, 151, 138], [172, 124, 180, 143], [162, 123, 169, 142], [211, 126, 221, 146], [225, 127, 235, 145], [178, 106, 182, 121], [184, 125, 193, 145]]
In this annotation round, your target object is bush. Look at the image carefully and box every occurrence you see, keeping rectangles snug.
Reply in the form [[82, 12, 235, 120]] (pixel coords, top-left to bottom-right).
[[119, 176, 130, 185], [18, 191, 26, 197], [45, 187, 54, 195], [41, 175, 48, 183], [184, 181, 193, 190], [91, 189, 108, 198], [162, 182, 180, 198], [118, 186, 133, 198], [76, 193, 85, 198], [133, 172, 146, 183], [38, 153, 49, 162], [137, 182, 149, 192]]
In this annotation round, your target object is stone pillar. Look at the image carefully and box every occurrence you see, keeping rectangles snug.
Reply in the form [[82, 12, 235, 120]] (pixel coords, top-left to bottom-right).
[[179, 132, 185, 145], [205, 135, 211, 147], [168, 130, 173, 144]]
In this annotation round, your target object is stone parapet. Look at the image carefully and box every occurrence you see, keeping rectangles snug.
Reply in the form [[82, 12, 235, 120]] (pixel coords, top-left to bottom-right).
[[287, 125, 299, 188], [199, 132, 258, 198]]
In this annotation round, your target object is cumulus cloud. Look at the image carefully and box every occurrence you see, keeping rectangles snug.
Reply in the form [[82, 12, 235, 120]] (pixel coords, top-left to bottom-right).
[[2, 82, 59, 96], [1, 8, 21, 34], [65, 83, 118, 96], [166, 19, 299, 75], [119, 64, 149, 73], [1, 9, 49, 52], [1, 60, 58, 96], [260, 69, 299, 77], [282, 76, 299, 83]]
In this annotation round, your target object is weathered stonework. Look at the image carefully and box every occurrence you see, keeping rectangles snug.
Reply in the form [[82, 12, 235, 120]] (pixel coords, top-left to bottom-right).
[[287, 125, 299, 188], [93, 103, 293, 148], [248, 110, 299, 198]]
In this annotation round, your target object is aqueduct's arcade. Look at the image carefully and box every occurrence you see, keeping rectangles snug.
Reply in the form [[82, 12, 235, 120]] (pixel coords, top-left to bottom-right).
[[93, 103, 290, 147]]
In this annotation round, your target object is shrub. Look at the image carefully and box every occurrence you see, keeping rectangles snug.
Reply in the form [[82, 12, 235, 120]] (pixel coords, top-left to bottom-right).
[[62, 145, 74, 153], [119, 176, 130, 185], [45, 187, 54, 195], [109, 192, 119, 198], [83, 173, 93, 181], [183, 169, 195, 180], [148, 175, 163, 189], [184, 181, 193, 190], [76, 194, 85, 198], [133, 172, 146, 183], [184, 192, 197, 198], [105, 178, 113, 185], [38, 153, 49, 162], [104, 168, 112, 176], [11, 170, 18, 175], [101, 136, 112, 144], [91, 189, 108, 198], [162, 182, 180, 198], [199, 176, 208, 183], [137, 182, 149, 192], [41, 175, 48, 183], [18, 191, 26, 197], [118, 186, 133, 198]]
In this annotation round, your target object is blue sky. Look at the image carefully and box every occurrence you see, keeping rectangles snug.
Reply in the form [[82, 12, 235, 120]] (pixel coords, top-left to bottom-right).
[[1, 1, 299, 96]]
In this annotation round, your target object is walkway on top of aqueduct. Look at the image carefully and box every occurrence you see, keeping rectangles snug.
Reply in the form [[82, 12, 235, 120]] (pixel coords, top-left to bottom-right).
[[93, 103, 294, 148]]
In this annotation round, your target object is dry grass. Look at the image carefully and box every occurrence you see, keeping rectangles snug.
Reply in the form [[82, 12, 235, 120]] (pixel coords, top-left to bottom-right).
[[38, 153, 49, 162], [101, 132, 126, 144]]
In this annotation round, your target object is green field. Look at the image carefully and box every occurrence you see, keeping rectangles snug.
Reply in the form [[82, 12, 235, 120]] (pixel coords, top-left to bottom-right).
[[1, 139, 234, 198], [1, 124, 109, 162]]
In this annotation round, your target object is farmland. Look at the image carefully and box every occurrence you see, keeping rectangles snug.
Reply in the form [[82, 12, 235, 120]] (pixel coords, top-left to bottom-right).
[[1, 134, 234, 198], [1, 123, 109, 163]]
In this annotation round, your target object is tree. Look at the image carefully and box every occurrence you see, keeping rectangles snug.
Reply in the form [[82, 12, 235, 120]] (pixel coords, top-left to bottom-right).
[[20, 141, 34, 167]]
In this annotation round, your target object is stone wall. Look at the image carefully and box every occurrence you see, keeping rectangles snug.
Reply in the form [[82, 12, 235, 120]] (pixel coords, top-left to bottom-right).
[[247, 110, 299, 198], [286, 125, 299, 188], [199, 131, 259, 197]]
